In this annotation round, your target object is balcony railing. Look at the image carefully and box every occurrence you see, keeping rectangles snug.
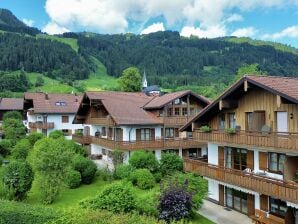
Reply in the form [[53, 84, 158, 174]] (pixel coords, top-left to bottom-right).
[[160, 116, 194, 126], [28, 122, 54, 129], [72, 134, 92, 144], [89, 116, 115, 126], [184, 158, 298, 204], [194, 130, 298, 152], [72, 135, 200, 150]]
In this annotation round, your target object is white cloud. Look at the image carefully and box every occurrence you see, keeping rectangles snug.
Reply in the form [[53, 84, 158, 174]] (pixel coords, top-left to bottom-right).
[[44, 0, 298, 34], [22, 18, 34, 27], [180, 25, 227, 38], [42, 22, 70, 35], [141, 23, 165, 35], [262, 25, 298, 39], [231, 27, 257, 37], [226, 14, 243, 23]]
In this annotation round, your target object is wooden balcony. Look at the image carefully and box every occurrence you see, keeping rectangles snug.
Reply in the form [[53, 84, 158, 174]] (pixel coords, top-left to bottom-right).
[[161, 116, 194, 126], [86, 136, 200, 151], [72, 134, 92, 144], [28, 122, 54, 129], [184, 158, 298, 204], [89, 116, 115, 126], [194, 130, 298, 152]]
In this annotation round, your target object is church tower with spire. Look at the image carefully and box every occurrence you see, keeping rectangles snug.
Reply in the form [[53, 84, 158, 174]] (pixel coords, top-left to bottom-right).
[[142, 70, 148, 88]]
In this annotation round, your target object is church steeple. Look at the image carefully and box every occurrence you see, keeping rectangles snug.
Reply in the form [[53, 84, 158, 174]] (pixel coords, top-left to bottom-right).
[[142, 69, 147, 88]]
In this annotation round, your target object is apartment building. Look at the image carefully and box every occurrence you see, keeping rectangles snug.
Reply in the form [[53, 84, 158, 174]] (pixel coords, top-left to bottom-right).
[[24, 92, 84, 139], [181, 76, 298, 224], [72, 90, 209, 166]]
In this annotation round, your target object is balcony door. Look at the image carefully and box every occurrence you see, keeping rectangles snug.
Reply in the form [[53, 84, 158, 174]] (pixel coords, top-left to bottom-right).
[[276, 112, 288, 133]]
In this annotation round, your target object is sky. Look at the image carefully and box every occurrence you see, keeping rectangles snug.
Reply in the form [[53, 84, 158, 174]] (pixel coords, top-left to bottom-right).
[[1, 0, 298, 48]]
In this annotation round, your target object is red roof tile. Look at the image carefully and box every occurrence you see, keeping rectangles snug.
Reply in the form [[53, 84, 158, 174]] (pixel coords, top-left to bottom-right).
[[0, 98, 23, 110]]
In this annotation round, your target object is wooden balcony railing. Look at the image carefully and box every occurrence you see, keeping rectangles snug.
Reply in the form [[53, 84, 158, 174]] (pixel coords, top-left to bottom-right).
[[194, 130, 298, 152], [184, 158, 298, 204], [28, 122, 54, 129], [89, 116, 115, 126], [72, 134, 92, 144], [72, 134, 200, 150], [161, 116, 194, 126]]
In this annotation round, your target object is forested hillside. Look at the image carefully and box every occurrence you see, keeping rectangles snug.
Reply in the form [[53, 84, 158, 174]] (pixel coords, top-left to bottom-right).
[[1, 8, 298, 96], [78, 31, 298, 88]]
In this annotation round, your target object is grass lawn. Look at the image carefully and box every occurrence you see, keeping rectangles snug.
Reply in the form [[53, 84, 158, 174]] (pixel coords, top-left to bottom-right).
[[36, 34, 78, 52], [79, 57, 119, 91]]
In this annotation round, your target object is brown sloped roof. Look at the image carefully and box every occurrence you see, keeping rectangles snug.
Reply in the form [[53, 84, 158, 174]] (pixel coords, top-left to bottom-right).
[[246, 76, 298, 102], [143, 90, 210, 109], [86, 92, 162, 125], [180, 75, 298, 131], [0, 98, 24, 110], [25, 92, 82, 114]]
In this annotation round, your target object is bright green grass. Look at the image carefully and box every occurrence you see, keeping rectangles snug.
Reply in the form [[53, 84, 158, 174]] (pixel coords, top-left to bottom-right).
[[36, 34, 78, 52], [226, 37, 298, 55], [79, 57, 119, 91], [27, 72, 76, 93]]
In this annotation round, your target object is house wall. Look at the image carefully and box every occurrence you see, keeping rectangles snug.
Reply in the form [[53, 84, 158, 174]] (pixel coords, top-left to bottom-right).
[[208, 179, 219, 202], [208, 143, 219, 165], [209, 88, 298, 132]]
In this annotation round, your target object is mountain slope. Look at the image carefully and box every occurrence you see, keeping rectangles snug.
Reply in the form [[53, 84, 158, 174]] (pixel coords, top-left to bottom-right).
[[0, 9, 40, 35]]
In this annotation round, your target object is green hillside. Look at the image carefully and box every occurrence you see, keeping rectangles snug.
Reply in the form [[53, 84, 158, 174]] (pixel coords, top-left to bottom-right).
[[225, 37, 298, 55], [37, 34, 78, 52]]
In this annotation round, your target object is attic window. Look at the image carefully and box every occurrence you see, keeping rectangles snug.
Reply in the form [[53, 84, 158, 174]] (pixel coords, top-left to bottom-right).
[[55, 101, 67, 106]]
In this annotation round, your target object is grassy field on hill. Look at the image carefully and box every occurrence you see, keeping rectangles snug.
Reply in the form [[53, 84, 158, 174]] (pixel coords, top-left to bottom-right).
[[36, 34, 78, 52]]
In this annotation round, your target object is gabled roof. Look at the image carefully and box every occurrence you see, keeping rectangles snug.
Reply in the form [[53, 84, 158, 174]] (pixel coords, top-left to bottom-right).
[[24, 92, 82, 114], [0, 98, 23, 110], [180, 75, 298, 131], [143, 90, 210, 109], [84, 92, 162, 125]]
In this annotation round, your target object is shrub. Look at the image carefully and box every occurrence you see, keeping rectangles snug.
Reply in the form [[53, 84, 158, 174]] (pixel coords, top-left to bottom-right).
[[135, 193, 159, 217], [130, 169, 155, 190], [26, 133, 44, 146], [160, 153, 183, 176], [2, 161, 34, 200], [3, 118, 26, 143], [3, 111, 23, 122], [0, 139, 13, 157], [159, 181, 192, 222], [0, 200, 60, 224], [225, 127, 236, 134], [0, 155, 3, 165], [199, 125, 211, 132], [73, 156, 97, 184], [65, 170, 82, 189], [164, 172, 208, 212], [12, 139, 31, 159], [49, 130, 64, 139], [97, 168, 114, 182], [111, 150, 124, 167], [129, 151, 159, 173], [153, 172, 162, 183], [83, 182, 136, 213], [114, 164, 135, 179]]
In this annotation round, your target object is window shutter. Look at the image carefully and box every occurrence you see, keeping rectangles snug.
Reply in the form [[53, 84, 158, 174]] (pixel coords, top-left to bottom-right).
[[247, 194, 255, 216], [150, 128, 155, 140], [218, 146, 224, 167], [218, 184, 224, 206], [260, 194, 268, 212], [259, 152, 267, 170], [175, 128, 179, 138], [136, 129, 141, 141], [247, 150, 254, 169]]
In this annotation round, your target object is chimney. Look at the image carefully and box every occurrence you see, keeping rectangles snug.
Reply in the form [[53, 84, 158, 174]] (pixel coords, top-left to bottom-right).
[[45, 93, 49, 100]]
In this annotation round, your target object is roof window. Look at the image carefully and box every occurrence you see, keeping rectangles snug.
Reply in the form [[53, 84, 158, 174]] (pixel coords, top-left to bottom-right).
[[55, 101, 67, 106]]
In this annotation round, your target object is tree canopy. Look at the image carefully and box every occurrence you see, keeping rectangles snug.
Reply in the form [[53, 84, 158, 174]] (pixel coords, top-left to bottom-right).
[[118, 67, 142, 92]]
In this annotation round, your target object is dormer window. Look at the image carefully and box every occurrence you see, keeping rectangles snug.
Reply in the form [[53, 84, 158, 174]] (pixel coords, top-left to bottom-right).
[[55, 101, 67, 106], [174, 99, 180, 105]]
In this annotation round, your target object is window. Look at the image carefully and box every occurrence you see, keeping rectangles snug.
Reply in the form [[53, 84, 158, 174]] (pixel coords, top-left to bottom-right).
[[141, 128, 150, 141], [102, 148, 106, 155], [174, 108, 180, 116], [182, 108, 188, 116], [165, 128, 174, 138], [115, 128, 122, 141], [233, 148, 247, 171], [55, 101, 67, 106], [224, 147, 232, 169], [229, 113, 236, 128], [270, 197, 287, 217], [174, 99, 180, 105], [62, 129, 71, 136], [186, 131, 193, 138], [269, 153, 285, 173], [188, 149, 198, 158], [246, 112, 253, 131], [62, 115, 69, 123], [190, 108, 195, 116], [101, 127, 106, 136], [225, 187, 248, 214], [219, 113, 225, 130]]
